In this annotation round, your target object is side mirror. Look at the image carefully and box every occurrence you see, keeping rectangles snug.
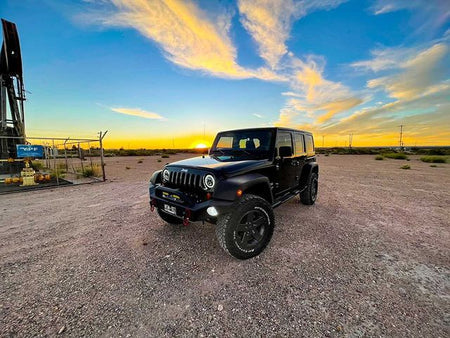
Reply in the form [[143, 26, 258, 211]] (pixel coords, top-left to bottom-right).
[[279, 146, 292, 158]]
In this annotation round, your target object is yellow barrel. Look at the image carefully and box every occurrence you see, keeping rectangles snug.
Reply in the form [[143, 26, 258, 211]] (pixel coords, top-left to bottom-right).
[[5, 178, 12, 184]]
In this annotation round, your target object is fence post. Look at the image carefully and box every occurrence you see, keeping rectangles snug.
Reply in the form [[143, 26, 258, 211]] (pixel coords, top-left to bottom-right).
[[64, 138, 69, 171], [78, 143, 84, 174], [99, 130, 108, 182], [52, 139, 59, 185]]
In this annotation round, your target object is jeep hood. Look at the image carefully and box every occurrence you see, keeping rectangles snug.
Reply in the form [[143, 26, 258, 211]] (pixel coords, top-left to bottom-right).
[[166, 156, 271, 176]]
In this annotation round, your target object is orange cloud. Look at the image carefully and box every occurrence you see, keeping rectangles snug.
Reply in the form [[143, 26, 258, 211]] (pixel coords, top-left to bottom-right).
[[87, 0, 283, 81]]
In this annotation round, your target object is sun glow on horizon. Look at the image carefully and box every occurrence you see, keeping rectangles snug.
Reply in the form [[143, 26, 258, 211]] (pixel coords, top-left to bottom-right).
[[194, 143, 208, 149]]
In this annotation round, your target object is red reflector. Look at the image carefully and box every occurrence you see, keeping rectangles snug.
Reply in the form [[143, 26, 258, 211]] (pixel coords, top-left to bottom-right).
[[206, 193, 212, 200]]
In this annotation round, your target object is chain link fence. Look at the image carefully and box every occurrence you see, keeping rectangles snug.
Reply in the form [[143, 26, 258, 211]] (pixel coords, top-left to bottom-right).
[[0, 132, 107, 193]]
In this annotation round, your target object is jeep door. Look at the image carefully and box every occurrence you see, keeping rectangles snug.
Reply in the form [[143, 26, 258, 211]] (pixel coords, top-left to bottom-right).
[[274, 131, 297, 195], [293, 132, 307, 184]]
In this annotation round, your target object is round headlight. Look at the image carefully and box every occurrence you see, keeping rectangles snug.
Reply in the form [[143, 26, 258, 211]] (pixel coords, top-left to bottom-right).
[[162, 169, 170, 182], [203, 174, 216, 189]]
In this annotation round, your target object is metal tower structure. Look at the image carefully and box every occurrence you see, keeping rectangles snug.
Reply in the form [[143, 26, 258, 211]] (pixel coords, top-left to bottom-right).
[[0, 19, 26, 159]]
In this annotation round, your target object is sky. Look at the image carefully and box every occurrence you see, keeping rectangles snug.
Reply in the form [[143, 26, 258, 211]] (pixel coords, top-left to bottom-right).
[[1, 0, 449, 148]]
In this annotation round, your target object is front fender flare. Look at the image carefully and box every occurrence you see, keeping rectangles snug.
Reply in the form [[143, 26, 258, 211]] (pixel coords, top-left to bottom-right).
[[213, 173, 272, 202], [150, 169, 162, 185]]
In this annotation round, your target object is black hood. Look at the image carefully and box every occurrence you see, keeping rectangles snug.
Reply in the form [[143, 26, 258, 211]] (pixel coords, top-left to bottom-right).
[[166, 155, 271, 176]]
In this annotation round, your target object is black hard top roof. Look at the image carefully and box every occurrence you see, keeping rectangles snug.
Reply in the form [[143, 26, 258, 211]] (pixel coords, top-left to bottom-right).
[[218, 127, 313, 135]]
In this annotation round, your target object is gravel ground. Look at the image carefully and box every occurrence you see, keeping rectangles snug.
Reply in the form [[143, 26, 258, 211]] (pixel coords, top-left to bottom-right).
[[0, 154, 449, 337]]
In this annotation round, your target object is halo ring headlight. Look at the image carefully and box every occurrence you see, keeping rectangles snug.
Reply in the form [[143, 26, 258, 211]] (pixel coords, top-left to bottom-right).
[[162, 169, 170, 182], [203, 174, 216, 189]]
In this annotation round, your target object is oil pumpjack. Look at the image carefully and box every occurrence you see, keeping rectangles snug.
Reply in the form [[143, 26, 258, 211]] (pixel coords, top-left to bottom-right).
[[0, 19, 26, 174]]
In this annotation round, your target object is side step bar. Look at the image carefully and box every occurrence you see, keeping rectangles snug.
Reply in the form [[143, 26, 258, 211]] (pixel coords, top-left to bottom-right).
[[272, 189, 301, 208]]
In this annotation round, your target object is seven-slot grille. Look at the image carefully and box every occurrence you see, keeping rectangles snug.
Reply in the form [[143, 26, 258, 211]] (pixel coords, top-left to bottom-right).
[[167, 170, 202, 190]]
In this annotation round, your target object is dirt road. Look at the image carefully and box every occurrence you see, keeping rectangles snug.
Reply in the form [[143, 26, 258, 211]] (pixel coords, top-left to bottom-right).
[[1, 154, 449, 336]]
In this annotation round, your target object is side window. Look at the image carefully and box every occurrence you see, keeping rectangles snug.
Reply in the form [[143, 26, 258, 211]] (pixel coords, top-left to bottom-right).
[[294, 133, 305, 156], [276, 132, 292, 156], [305, 135, 315, 155]]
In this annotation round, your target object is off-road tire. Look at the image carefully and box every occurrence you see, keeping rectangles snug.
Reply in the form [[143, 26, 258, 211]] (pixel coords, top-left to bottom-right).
[[157, 208, 183, 225], [215, 194, 275, 260], [300, 172, 318, 205]]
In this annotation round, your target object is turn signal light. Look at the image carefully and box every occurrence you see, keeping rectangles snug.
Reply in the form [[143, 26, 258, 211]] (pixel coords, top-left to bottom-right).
[[236, 189, 243, 197]]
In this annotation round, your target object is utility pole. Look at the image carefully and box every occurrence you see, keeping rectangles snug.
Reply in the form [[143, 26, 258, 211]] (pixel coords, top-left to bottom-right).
[[322, 135, 325, 148], [399, 125, 404, 149], [348, 133, 353, 149]]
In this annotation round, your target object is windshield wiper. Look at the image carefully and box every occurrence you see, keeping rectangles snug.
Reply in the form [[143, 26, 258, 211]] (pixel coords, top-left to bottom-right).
[[211, 149, 227, 156], [231, 149, 252, 156]]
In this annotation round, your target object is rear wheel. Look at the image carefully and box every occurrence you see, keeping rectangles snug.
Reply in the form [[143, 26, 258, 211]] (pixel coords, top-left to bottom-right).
[[157, 208, 183, 225], [216, 194, 275, 260], [300, 172, 318, 205]]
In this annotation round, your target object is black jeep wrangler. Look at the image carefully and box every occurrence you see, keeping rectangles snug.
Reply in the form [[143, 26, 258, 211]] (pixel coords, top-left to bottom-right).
[[149, 127, 318, 259]]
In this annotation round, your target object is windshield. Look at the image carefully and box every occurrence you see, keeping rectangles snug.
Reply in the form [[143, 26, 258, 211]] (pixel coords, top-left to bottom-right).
[[210, 129, 274, 160]]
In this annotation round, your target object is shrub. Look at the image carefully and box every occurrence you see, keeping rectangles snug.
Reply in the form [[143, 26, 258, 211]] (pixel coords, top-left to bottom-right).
[[430, 164, 437, 167], [161, 154, 170, 158], [31, 160, 44, 171], [375, 155, 384, 160], [138, 160, 143, 163], [57, 162, 67, 170], [82, 165, 101, 177], [383, 153, 408, 160], [420, 156, 447, 163], [126, 166, 131, 170], [51, 169, 66, 179], [400, 165, 410, 170], [157, 159, 162, 162]]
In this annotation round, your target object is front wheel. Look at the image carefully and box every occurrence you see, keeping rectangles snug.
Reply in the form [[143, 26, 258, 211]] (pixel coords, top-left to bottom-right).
[[157, 208, 183, 225], [300, 172, 318, 205], [215, 194, 275, 260]]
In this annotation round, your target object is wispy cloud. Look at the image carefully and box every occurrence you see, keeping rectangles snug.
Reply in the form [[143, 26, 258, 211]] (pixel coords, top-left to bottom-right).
[[253, 113, 263, 118], [80, 0, 283, 81], [371, 0, 450, 35], [310, 41, 450, 145], [238, 0, 347, 69], [110, 107, 165, 120], [367, 43, 448, 100], [351, 47, 415, 72], [275, 55, 364, 126]]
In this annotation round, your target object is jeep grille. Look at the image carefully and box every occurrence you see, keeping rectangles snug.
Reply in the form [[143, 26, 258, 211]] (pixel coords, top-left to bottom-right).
[[167, 170, 202, 190]]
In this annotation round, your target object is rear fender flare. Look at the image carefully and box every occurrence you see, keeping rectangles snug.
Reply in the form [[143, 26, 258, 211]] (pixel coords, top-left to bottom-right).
[[299, 162, 319, 188]]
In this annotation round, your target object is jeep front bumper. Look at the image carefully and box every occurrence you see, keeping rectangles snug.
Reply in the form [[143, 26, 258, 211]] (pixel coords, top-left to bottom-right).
[[149, 184, 234, 224]]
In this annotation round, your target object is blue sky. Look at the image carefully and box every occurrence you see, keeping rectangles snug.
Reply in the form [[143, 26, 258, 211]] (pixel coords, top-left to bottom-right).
[[2, 0, 449, 147]]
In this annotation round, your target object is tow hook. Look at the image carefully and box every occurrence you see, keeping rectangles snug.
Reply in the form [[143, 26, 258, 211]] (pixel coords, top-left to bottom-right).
[[150, 199, 156, 212], [183, 209, 191, 226]]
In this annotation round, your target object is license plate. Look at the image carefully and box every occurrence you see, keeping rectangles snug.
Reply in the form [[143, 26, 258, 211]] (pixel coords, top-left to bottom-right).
[[164, 204, 177, 215]]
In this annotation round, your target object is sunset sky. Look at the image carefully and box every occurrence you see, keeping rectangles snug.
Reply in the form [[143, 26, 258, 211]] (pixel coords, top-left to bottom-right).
[[2, 0, 449, 148]]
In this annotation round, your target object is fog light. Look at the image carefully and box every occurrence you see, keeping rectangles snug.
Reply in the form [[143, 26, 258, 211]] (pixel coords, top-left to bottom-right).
[[207, 206, 219, 217]]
